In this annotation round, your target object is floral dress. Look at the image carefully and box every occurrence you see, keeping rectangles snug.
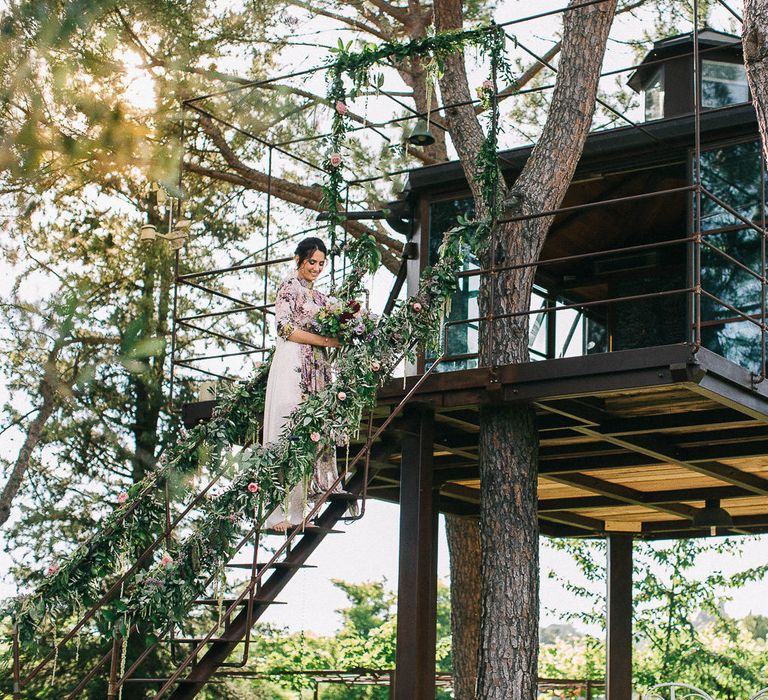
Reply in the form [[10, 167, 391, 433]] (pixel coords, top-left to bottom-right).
[[262, 272, 339, 527]]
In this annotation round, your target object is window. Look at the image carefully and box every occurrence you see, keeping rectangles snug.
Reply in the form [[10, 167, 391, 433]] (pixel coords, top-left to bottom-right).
[[644, 68, 664, 120], [697, 140, 765, 373], [427, 197, 479, 372], [426, 198, 598, 370], [702, 60, 749, 108]]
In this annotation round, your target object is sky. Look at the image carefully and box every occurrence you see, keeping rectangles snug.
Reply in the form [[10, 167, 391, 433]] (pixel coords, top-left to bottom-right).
[[0, 0, 765, 643]]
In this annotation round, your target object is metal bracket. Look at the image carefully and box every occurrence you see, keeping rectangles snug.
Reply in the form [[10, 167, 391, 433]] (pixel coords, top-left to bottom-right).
[[484, 369, 504, 403], [669, 362, 689, 382]]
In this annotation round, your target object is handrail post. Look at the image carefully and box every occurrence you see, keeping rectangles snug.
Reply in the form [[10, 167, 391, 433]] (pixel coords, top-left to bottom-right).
[[107, 631, 122, 700], [12, 621, 21, 699]]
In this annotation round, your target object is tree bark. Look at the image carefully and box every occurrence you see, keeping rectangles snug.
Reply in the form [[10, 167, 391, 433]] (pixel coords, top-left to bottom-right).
[[0, 350, 60, 527], [435, 1, 617, 697], [445, 514, 481, 700], [743, 0, 768, 165], [0, 393, 56, 527]]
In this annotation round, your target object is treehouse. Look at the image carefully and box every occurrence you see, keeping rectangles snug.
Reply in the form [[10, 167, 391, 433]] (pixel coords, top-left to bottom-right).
[[12, 25, 768, 700], [360, 28, 768, 700], [178, 28, 768, 700]]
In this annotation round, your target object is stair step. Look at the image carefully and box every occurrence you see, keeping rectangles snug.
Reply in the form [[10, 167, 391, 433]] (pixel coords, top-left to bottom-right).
[[225, 561, 318, 570], [193, 597, 286, 607], [124, 678, 197, 684], [171, 637, 247, 644], [326, 491, 359, 502], [260, 524, 343, 535]]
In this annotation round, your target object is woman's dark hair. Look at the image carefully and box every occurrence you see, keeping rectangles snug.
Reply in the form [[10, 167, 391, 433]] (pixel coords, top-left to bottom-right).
[[294, 237, 327, 266]]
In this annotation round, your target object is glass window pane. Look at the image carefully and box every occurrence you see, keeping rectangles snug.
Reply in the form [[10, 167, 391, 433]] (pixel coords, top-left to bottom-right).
[[529, 290, 548, 362], [701, 320, 762, 373], [699, 140, 762, 230], [697, 140, 765, 372], [427, 199, 567, 369], [428, 197, 478, 372], [644, 68, 664, 120], [702, 60, 749, 108], [701, 231, 761, 320]]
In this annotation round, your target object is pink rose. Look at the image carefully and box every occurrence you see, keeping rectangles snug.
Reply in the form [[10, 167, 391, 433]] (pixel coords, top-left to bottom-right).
[[161, 552, 173, 567], [337, 391, 347, 401], [412, 302, 422, 312], [117, 492, 128, 504], [329, 153, 342, 168], [335, 101, 347, 115], [483, 79, 493, 90], [371, 361, 381, 372], [254, 361, 263, 369], [247, 482, 259, 493], [47, 562, 59, 576], [310, 431, 321, 442]]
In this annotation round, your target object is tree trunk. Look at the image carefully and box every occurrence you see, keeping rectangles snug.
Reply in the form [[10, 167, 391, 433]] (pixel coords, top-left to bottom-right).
[[477, 404, 539, 698], [435, 1, 617, 697], [743, 0, 768, 165], [445, 513, 481, 699], [0, 389, 56, 527], [130, 252, 163, 483], [0, 348, 63, 528]]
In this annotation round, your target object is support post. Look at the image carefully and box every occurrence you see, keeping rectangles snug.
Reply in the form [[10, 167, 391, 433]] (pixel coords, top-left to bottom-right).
[[12, 621, 21, 699], [107, 631, 122, 700], [395, 403, 437, 700], [606, 534, 633, 700]]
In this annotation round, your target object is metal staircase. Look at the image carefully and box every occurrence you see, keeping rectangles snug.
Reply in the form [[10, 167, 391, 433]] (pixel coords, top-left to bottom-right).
[[9, 351, 446, 699]]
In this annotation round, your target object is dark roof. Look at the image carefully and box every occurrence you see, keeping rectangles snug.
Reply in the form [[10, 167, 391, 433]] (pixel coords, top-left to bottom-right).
[[627, 28, 742, 91], [403, 102, 757, 196]]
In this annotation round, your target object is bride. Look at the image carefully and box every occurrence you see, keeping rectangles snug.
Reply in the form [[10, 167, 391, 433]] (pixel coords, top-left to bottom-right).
[[262, 237, 343, 532]]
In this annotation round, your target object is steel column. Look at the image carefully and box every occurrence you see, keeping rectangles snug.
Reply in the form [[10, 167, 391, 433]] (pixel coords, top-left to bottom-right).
[[395, 402, 437, 700], [606, 534, 633, 700]]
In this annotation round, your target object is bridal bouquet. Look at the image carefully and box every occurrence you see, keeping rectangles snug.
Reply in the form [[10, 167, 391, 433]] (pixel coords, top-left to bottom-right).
[[312, 298, 377, 346]]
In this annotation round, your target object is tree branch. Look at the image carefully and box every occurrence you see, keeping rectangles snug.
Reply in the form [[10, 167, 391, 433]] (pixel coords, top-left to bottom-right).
[[360, 0, 409, 22], [189, 117, 403, 273], [288, 1, 390, 40], [478, 41, 562, 114], [0, 349, 61, 528], [434, 0, 491, 207]]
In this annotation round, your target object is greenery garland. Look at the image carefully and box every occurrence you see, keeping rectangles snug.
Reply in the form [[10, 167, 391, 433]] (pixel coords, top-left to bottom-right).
[[4, 22, 508, 669], [117, 214, 487, 638]]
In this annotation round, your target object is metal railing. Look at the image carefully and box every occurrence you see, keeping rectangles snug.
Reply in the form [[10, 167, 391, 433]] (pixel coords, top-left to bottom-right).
[[427, 181, 767, 381]]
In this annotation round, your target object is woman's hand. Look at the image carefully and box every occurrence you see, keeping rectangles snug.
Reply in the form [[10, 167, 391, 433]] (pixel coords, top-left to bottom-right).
[[285, 328, 340, 349]]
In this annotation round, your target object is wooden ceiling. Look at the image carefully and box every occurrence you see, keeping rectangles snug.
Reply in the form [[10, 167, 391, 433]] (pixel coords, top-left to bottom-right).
[[369, 344, 768, 540]]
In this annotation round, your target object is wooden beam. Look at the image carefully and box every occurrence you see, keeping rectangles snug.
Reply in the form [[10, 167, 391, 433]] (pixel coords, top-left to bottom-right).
[[643, 512, 768, 534], [395, 403, 438, 700], [538, 484, 752, 511], [538, 510, 604, 532], [542, 472, 698, 520], [535, 401, 768, 495], [539, 452, 663, 474], [593, 409, 759, 436], [440, 482, 480, 504], [609, 433, 768, 495], [606, 534, 633, 700]]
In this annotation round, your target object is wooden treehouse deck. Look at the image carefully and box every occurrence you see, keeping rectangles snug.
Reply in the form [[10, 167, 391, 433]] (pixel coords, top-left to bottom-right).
[[369, 343, 768, 539]]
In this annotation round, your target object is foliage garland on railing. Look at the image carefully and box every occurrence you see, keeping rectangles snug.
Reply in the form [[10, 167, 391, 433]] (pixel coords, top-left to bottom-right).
[[4, 22, 509, 665]]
